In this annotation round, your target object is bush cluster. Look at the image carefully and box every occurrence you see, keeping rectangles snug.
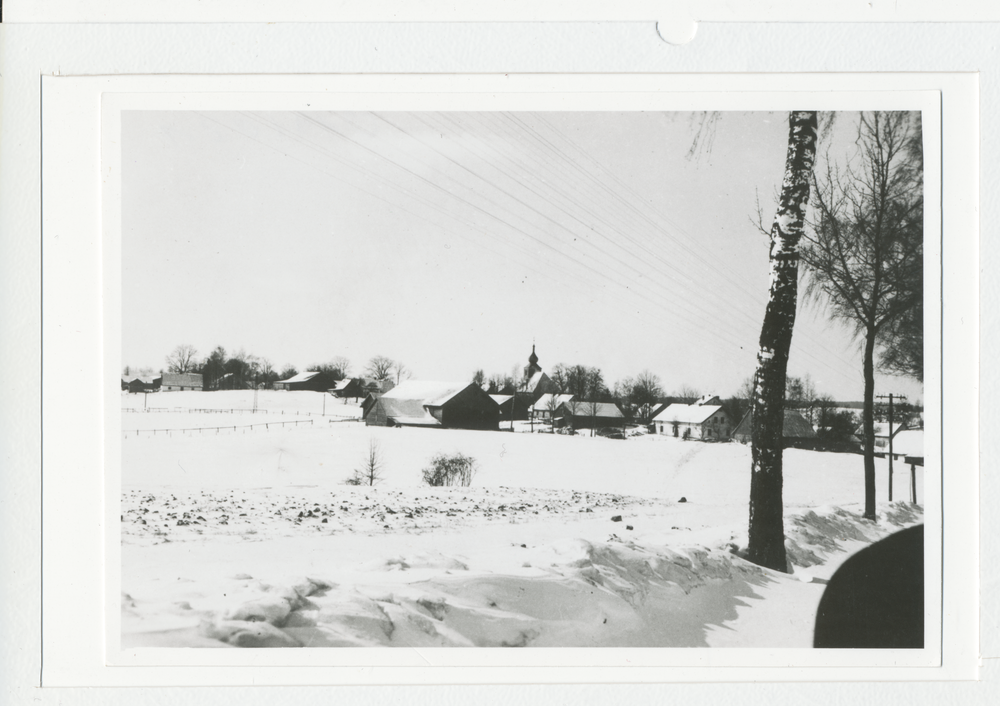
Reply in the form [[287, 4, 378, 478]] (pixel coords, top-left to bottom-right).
[[422, 453, 477, 487]]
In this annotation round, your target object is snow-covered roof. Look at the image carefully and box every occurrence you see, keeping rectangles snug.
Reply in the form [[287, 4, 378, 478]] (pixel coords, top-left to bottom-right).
[[873, 422, 909, 438], [161, 372, 203, 386], [561, 401, 624, 419], [489, 394, 513, 405], [653, 403, 724, 425], [875, 429, 923, 456], [381, 380, 471, 406], [278, 371, 322, 384], [123, 375, 159, 384], [530, 393, 574, 411], [375, 380, 483, 426]]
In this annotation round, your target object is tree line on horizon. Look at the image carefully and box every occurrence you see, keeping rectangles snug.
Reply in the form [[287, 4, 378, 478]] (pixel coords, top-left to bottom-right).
[[124, 347, 410, 391]]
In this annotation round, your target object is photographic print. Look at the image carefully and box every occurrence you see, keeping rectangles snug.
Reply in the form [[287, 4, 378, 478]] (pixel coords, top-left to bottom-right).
[[115, 102, 929, 652]]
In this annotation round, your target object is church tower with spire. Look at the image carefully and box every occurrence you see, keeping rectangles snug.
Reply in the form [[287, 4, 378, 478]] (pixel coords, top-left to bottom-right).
[[524, 344, 542, 380]]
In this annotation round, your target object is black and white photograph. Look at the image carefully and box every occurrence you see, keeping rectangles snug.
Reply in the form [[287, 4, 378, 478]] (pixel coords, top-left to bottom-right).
[[114, 103, 930, 652]]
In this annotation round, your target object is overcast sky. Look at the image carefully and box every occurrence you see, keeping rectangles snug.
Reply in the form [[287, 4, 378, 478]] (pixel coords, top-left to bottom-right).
[[121, 110, 923, 402]]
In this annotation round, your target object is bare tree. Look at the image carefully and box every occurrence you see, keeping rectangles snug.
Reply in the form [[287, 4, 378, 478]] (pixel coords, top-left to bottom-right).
[[165, 344, 199, 373], [588, 398, 601, 437], [746, 110, 819, 572], [545, 393, 563, 432], [309, 357, 351, 381], [878, 294, 923, 382], [548, 364, 569, 393], [365, 355, 395, 382], [613, 377, 635, 418], [631, 370, 663, 419], [801, 111, 923, 520], [330, 356, 352, 380], [673, 385, 700, 403], [392, 360, 411, 385], [346, 439, 385, 486]]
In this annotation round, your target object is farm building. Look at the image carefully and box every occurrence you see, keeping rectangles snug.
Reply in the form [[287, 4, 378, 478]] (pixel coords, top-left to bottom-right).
[[360, 392, 382, 419], [557, 400, 625, 430], [365, 380, 500, 430], [273, 370, 335, 392], [121, 375, 161, 393], [653, 395, 733, 440], [160, 372, 203, 391], [530, 393, 575, 421], [732, 408, 818, 445], [331, 378, 365, 399], [488, 393, 533, 422]]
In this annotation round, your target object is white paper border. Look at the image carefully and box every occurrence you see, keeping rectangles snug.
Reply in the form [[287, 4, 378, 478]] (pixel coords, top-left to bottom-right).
[[38, 72, 973, 686]]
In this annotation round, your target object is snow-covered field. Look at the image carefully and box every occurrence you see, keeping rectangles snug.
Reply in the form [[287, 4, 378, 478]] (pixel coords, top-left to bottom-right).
[[119, 392, 924, 649]]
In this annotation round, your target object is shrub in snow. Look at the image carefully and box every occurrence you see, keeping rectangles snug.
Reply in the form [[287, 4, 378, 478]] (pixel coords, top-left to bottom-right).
[[422, 453, 477, 487]]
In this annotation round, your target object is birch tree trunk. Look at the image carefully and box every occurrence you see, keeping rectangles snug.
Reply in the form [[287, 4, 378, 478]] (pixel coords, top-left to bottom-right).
[[862, 325, 878, 519], [746, 111, 818, 571]]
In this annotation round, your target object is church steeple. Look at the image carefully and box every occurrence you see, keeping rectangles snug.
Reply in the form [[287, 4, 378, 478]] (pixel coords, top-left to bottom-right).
[[525, 344, 541, 378]]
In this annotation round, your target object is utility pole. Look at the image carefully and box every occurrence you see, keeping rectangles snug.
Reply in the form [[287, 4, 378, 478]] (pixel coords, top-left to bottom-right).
[[876, 393, 907, 502], [511, 385, 516, 432]]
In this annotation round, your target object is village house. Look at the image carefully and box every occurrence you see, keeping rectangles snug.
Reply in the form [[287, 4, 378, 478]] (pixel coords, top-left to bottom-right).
[[160, 372, 203, 391], [365, 380, 500, 430], [273, 370, 335, 392], [653, 395, 733, 440], [732, 408, 818, 446], [529, 393, 575, 422]]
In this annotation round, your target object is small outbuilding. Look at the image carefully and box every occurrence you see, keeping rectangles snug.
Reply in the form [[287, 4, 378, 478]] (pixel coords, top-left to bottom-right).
[[366, 380, 500, 430], [161, 372, 203, 391], [557, 400, 625, 430], [530, 393, 575, 421], [732, 408, 818, 446], [653, 395, 733, 440], [273, 370, 335, 392]]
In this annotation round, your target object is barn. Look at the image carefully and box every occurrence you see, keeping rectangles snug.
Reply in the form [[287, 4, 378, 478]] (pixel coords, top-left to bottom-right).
[[732, 408, 818, 446], [331, 378, 365, 399], [653, 396, 733, 440], [160, 372, 203, 391], [366, 380, 500, 430], [557, 400, 625, 430], [273, 370, 335, 392], [122, 375, 161, 393]]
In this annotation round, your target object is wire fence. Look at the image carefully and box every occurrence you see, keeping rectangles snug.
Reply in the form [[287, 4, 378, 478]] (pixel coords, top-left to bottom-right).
[[122, 406, 360, 419], [122, 419, 316, 438]]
